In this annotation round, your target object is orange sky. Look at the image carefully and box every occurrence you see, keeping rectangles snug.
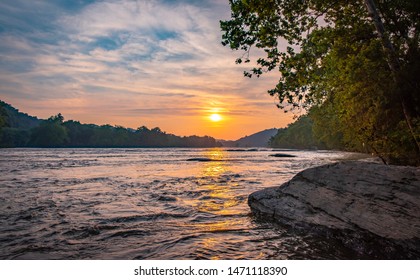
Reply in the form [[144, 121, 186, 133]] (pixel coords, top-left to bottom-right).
[[0, 0, 295, 140]]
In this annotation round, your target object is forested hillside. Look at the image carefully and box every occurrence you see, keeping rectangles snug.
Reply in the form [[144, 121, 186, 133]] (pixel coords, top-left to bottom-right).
[[221, 0, 420, 165], [269, 116, 319, 150], [221, 128, 278, 147], [0, 101, 220, 148], [269, 113, 360, 151], [0, 101, 41, 147]]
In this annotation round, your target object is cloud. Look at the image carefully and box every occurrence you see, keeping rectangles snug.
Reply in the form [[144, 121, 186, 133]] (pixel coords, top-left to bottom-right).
[[0, 0, 293, 139]]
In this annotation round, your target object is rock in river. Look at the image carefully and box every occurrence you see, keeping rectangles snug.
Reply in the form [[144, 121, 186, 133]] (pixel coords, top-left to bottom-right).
[[269, 153, 296, 158], [248, 161, 420, 259]]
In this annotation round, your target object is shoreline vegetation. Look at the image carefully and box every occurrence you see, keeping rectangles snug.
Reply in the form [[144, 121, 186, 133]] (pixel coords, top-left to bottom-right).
[[221, 0, 420, 167], [0, 100, 412, 167], [2, 100, 418, 169], [0, 101, 220, 149]]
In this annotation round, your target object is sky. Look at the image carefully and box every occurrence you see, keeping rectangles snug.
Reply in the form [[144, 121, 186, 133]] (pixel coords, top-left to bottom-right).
[[0, 0, 294, 140]]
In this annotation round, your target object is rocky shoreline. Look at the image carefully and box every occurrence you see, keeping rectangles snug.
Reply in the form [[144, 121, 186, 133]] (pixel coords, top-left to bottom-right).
[[248, 161, 420, 259]]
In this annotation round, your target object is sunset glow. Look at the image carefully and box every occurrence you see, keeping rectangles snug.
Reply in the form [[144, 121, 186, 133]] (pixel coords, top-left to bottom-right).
[[209, 113, 222, 122], [0, 0, 294, 140]]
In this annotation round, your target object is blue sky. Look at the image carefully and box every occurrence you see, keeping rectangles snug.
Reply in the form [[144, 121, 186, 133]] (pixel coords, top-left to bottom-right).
[[0, 0, 292, 139]]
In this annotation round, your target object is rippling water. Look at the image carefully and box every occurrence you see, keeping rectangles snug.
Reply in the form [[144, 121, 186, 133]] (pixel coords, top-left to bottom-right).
[[0, 148, 365, 259]]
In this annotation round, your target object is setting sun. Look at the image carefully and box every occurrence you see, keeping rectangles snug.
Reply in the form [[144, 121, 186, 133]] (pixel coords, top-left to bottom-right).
[[209, 113, 222, 122]]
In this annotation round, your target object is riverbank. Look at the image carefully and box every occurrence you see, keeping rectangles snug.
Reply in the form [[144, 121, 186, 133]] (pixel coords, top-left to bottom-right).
[[248, 161, 420, 259]]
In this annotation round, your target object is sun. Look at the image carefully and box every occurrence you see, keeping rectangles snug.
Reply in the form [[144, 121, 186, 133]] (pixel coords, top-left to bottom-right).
[[209, 113, 222, 122]]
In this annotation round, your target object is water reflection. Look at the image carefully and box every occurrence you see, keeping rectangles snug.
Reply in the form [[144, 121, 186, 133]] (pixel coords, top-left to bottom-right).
[[0, 148, 360, 259], [203, 148, 226, 161], [201, 148, 227, 177], [197, 148, 236, 214], [193, 149, 248, 258]]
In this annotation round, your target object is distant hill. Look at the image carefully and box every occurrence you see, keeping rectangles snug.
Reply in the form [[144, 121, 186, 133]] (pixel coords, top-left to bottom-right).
[[220, 128, 278, 147], [0, 100, 40, 129]]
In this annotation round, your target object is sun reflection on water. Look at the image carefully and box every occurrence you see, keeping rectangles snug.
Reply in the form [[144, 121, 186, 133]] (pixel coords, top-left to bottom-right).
[[197, 149, 236, 213], [0, 148, 365, 259], [191, 149, 249, 258]]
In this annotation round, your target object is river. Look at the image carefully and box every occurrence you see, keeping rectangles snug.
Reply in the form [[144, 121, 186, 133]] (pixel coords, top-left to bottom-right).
[[0, 148, 364, 259]]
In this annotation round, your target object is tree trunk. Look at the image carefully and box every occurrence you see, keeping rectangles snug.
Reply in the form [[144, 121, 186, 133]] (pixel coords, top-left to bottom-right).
[[363, 0, 420, 153], [363, 0, 399, 71]]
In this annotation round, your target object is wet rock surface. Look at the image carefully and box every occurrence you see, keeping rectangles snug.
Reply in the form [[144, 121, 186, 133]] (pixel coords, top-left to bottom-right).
[[248, 161, 420, 259]]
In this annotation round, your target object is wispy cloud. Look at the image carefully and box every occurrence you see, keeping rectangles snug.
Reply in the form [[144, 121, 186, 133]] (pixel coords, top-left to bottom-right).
[[0, 0, 293, 139]]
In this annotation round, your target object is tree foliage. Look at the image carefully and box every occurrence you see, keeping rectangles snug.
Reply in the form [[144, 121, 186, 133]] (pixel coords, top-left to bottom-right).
[[0, 102, 220, 148], [0, 100, 40, 148], [269, 115, 319, 149], [0, 100, 40, 129], [221, 0, 420, 165], [29, 114, 69, 147], [0, 106, 7, 129]]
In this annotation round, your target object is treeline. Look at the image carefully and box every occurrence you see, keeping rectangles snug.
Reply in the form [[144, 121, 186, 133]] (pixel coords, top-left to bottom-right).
[[221, 0, 420, 166], [0, 102, 220, 148], [271, 91, 419, 164], [269, 116, 320, 150], [270, 113, 356, 152], [271, 104, 410, 157]]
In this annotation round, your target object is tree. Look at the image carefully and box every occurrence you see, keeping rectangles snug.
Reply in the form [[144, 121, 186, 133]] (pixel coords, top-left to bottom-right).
[[0, 106, 8, 129], [221, 0, 420, 165], [270, 115, 320, 149], [63, 120, 95, 147], [48, 113, 64, 124], [29, 114, 69, 147], [363, 0, 420, 152]]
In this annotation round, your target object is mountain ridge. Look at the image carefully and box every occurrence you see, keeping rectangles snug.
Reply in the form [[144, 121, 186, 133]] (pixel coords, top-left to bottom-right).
[[219, 128, 278, 147]]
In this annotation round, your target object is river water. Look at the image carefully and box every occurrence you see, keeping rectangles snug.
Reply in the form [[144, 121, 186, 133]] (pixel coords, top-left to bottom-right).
[[0, 148, 364, 259]]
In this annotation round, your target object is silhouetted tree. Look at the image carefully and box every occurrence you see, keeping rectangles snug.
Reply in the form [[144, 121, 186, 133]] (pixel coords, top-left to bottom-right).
[[29, 114, 69, 147]]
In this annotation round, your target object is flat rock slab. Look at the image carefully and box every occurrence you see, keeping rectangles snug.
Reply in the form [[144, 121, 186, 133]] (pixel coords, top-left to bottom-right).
[[248, 161, 420, 258]]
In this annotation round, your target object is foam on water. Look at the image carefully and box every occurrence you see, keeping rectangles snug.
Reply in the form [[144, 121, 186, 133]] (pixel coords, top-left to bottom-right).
[[0, 148, 363, 259]]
